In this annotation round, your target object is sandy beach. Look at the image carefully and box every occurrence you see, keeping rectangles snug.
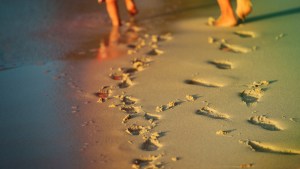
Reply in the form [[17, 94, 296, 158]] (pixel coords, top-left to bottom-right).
[[1, 0, 300, 169]]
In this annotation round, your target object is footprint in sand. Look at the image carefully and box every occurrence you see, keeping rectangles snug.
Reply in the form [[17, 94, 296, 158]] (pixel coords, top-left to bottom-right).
[[132, 154, 163, 169], [239, 140, 300, 155], [141, 137, 162, 151], [156, 100, 184, 112], [118, 77, 134, 88], [126, 124, 150, 136], [240, 80, 275, 106], [120, 105, 141, 114], [144, 113, 161, 124], [147, 48, 164, 56], [115, 95, 139, 105], [122, 114, 137, 124], [234, 31, 256, 38], [95, 86, 113, 103], [158, 33, 173, 42], [220, 42, 252, 54], [216, 129, 236, 136], [185, 79, 224, 88], [131, 56, 152, 71], [117, 57, 152, 77], [208, 60, 233, 70], [110, 71, 128, 80], [196, 105, 230, 120], [185, 94, 201, 102], [120, 67, 138, 74], [248, 115, 282, 131]]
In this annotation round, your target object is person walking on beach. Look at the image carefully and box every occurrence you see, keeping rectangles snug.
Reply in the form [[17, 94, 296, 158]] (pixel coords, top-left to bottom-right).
[[98, 0, 138, 26], [214, 0, 252, 27]]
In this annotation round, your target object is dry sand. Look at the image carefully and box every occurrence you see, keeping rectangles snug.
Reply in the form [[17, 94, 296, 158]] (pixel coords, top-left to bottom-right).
[[1, 0, 300, 169]]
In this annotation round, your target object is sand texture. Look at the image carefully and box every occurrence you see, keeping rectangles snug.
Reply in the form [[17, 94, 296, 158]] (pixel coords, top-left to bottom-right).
[[1, 0, 300, 169]]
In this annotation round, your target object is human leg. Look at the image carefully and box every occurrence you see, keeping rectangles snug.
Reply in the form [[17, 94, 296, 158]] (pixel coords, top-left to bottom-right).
[[125, 0, 138, 16], [105, 0, 121, 26]]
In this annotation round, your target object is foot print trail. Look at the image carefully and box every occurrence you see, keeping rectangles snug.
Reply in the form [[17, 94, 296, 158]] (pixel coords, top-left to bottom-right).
[[240, 80, 274, 106], [239, 140, 300, 155], [196, 104, 230, 120], [208, 60, 233, 70], [248, 115, 282, 131], [184, 79, 224, 88]]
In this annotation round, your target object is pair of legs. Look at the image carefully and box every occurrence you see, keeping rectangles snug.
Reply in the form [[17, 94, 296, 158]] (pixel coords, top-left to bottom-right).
[[99, 0, 138, 26], [215, 0, 252, 27]]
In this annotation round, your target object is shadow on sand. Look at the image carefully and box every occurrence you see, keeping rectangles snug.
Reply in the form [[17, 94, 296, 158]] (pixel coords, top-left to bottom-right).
[[246, 7, 300, 23]]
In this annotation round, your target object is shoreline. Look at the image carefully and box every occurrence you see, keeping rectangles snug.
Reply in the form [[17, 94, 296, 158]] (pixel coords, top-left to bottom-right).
[[1, 0, 300, 168]]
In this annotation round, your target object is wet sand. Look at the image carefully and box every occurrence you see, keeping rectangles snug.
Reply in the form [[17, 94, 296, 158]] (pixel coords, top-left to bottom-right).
[[1, 0, 300, 169]]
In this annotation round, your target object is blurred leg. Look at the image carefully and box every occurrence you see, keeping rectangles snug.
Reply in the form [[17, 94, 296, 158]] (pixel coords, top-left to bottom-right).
[[106, 0, 121, 26], [125, 0, 138, 16]]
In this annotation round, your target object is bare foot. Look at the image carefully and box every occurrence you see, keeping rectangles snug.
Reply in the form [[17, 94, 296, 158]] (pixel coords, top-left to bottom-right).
[[125, 0, 138, 16], [214, 0, 237, 27], [214, 15, 237, 27], [236, 0, 252, 20]]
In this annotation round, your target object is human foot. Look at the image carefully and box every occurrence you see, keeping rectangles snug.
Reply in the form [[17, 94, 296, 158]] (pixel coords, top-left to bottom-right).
[[236, 0, 252, 20], [214, 0, 237, 27], [214, 15, 237, 27]]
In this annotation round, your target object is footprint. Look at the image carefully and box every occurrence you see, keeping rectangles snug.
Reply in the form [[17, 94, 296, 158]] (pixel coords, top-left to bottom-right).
[[156, 100, 184, 112], [239, 140, 300, 155], [116, 95, 139, 105], [147, 48, 164, 56], [126, 124, 150, 136], [132, 61, 148, 72], [234, 31, 256, 38], [248, 115, 282, 131], [109, 71, 128, 80], [141, 137, 162, 151], [160, 33, 173, 41], [132, 56, 152, 70], [185, 94, 201, 102], [196, 105, 230, 120], [220, 42, 252, 54], [208, 60, 233, 70], [122, 114, 137, 124], [118, 77, 134, 88], [132, 155, 163, 169], [247, 80, 272, 88], [216, 129, 236, 136], [121, 67, 138, 74], [95, 86, 113, 103], [240, 80, 272, 106], [240, 88, 264, 105], [144, 113, 161, 124], [120, 105, 141, 114], [185, 79, 224, 88]]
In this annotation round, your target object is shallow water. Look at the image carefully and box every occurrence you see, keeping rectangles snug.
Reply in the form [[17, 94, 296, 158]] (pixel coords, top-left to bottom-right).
[[0, 1, 216, 169], [0, 0, 215, 67]]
